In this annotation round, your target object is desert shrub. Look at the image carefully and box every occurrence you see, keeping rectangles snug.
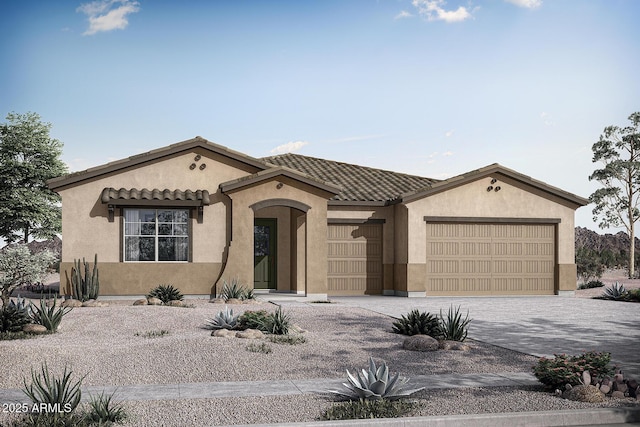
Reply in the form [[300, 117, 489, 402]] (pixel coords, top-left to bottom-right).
[[30, 299, 71, 332], [246, 342, 272, 354], [438, 305, 471, 342], [532, 351, 613, 390], [134, 329, 169, 338], [147, 284, 183, 304], [267, 334, 306, 345], [625, 288, 640, 302], [1, 297, 32, 332], [237, 310, 270, 331], [392, 309, 441, 338], [320, 399, 416, 420], [578, 280, 604, 290], [85, 391, 127, 425]]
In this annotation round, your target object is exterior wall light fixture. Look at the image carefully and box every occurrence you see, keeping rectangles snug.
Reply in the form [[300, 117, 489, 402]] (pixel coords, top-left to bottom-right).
[[495, 186, 501, 192]]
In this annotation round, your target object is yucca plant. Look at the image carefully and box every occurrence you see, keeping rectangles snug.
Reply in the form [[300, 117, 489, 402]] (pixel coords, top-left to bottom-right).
[[22, 363, 84, 420], [264, 306, 290, 335], [30, 298, 72, 332], [438, 305, 471, 342], [392, 309, 441, 338], [220, 278, 254, 300], [147, 284, 183, 304], [205, 306, 239, 330], [328, 357, 424, 401], [85, 391, 127, 424]]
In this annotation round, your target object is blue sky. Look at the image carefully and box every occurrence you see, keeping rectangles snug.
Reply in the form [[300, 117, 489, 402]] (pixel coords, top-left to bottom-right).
[[1, 0, 639, 234]]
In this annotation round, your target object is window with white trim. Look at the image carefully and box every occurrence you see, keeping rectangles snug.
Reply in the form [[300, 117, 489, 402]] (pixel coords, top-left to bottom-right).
[[123, 208, 190, 262]]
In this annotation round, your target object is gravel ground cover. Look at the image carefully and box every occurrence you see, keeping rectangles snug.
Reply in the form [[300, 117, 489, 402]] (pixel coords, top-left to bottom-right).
[[1, 299, 638, 426]]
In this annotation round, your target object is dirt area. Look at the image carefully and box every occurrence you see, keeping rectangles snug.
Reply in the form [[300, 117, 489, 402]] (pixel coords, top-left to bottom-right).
[[575, 268, 640, 298]]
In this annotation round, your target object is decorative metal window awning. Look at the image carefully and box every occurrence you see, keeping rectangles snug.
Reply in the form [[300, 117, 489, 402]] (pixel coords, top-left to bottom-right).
[[101, 187, 211, 222]]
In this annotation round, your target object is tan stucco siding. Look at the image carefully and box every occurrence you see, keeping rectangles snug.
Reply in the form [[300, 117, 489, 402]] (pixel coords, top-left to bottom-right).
[[222, 177, 334, 296], [58, 149, 258, 264], [406, 175, 577, 265]]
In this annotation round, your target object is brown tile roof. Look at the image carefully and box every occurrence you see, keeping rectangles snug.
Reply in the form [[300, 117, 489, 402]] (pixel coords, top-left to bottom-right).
[[101, 188, 211, 205], [260, 153, 438, 204]]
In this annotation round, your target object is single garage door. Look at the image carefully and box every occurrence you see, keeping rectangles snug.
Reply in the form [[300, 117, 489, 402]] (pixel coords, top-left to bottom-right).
[[426, 222, 555, 295], [327, 223, 383, 295]]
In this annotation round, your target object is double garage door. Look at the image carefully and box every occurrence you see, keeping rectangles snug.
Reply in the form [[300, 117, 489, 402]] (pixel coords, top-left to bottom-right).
[[327, 223, 383, 295], [426, 222, 556, 295]]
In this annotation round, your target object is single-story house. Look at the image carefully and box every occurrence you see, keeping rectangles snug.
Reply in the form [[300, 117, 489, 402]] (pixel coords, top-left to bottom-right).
[[48, 137, 588, 299]]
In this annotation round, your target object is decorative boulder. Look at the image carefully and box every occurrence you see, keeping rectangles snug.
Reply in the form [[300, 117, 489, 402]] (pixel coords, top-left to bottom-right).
[[212, 329, 236, 338], [236, 329, 263, 339], [62, 299, 83, 308], [439, 340, 471, 351], [403, 334, 439, 352], [168, 300, 183, 307], [147, 297, 163, 306], [225, 298, 242, 305], [209, 298, 225, 304], [133, 299, 148, 306], [81, 299, 107, 307], [611, 391, 626, 399], [23, 324, 48, 334], [563, 385, 606, 403]]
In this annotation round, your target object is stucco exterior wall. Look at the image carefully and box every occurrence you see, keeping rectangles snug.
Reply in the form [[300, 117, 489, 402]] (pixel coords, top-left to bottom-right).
[[222, 176, 333, 297], [327, 206, 396, 293], [56, 149, 260, 296], [403, 173, 580, 294]]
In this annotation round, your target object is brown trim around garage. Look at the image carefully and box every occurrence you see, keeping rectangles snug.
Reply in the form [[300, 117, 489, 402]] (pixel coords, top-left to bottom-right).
[[423, 216, 561, 224]]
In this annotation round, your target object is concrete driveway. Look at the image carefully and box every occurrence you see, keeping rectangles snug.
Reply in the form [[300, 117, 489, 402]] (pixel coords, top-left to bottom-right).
[[329, 296, 640, 379]]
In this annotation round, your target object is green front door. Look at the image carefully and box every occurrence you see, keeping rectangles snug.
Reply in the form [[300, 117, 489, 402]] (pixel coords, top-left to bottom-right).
[[254, 219, 277, 289]]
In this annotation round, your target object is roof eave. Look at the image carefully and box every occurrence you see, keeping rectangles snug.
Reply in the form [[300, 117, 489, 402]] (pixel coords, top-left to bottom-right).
[[400, 163, 590, 207], [220, 166, 342, 195], [48, 136, 268, 191]]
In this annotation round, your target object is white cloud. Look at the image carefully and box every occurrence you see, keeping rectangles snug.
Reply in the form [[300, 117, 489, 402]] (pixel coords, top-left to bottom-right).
[[443, 151, 454, 156], [270, 141, 309, 154], [504, 0, 542, 8], [540, 111, 554, 126], [445, 130, 455, 138], [77, 0, 140, 36], [411, 0, 472, 23], [394, 10, 413, 20]]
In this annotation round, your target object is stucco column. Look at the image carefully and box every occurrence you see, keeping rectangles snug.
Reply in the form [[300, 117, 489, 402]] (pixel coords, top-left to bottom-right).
[[305, 203, 328, 298], [217, 195, 254, 291]]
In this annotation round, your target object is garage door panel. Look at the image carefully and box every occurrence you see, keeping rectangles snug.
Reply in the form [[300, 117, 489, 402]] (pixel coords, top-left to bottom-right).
[[327, 224, 383, 295], [426, 223, 555, 295]]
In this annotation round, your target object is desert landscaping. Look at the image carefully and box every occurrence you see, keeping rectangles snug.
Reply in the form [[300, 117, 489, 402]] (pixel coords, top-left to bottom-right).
[[1, 273, 640, 426]]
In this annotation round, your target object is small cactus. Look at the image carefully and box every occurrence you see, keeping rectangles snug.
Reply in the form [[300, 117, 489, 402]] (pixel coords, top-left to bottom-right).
[[67, 254, 99, 302]]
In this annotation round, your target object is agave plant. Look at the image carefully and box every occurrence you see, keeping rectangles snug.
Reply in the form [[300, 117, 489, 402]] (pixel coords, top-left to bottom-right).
[[0, 295, 32, 333], [205, 307, 239, 330], [328, 357, 424, 401], [147, 284, 184, 304], [392, 309, 441, 338], [601, 282, 627, 300]]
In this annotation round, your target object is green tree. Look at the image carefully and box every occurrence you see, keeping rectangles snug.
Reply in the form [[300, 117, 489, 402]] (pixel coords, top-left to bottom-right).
[[589, 112, 640, 278], [0, 244, 56, 309], [575, 247, 604, 284], [0, 112, 68, 243]]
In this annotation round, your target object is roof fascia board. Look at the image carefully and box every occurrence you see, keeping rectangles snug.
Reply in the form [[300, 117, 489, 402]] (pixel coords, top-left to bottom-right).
[[48, 137, 267, 191], [424, 216, 561, 224], [402, 164, 589, 207], [220, 167, 341, 195]]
